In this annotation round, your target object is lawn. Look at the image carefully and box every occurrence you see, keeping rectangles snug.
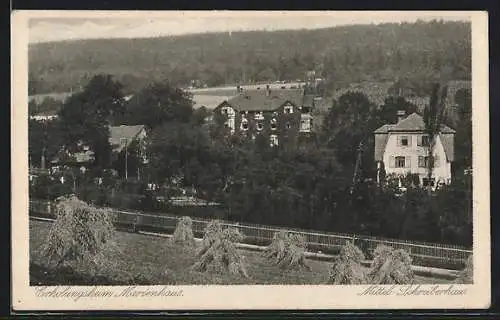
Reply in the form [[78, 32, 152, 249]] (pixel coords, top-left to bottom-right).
[[30, 220, 451, 286]]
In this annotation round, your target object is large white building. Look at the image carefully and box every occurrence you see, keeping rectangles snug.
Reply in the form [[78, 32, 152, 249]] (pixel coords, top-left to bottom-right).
[[374, 111, 455, 187]]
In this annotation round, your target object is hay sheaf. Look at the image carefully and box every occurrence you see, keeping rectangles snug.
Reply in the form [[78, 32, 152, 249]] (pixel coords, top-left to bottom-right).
[[328, 241, 367, 284], [264, 231, 310, 271], [172, 216, 195, 246], [43, 195, 116, 274], [191, 220, 248, 278], [455, 255, 473, 284], [368, 245, 414, 284]]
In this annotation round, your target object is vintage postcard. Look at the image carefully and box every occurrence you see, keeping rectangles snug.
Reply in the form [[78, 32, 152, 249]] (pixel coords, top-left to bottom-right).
[[12, 11, 490, 311]]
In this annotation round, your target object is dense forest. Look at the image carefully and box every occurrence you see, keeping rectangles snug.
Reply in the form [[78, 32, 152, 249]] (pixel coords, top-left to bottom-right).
[[28, 20, 471, 96]]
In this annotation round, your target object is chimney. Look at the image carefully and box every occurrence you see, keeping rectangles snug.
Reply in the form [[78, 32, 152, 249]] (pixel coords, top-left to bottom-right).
[[266, 84, 271, 97], [397, 110, 406, 123]]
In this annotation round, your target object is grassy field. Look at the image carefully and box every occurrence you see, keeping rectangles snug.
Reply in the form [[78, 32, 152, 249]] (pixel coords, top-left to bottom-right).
[[30, 219, 451, 286]]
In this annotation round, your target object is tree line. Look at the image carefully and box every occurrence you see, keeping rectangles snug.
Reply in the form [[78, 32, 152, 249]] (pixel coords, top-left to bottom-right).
[[29, 74, 473, 247], [29, 20, 470, 96]]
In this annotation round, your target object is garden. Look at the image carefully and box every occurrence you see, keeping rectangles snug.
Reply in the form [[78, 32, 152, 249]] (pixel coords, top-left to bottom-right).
[[30, 196, 472, 286]]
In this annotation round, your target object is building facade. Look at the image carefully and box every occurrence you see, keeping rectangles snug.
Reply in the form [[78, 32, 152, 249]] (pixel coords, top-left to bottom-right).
[[214, 87, 320, 147], [374, 112, 455, 187]]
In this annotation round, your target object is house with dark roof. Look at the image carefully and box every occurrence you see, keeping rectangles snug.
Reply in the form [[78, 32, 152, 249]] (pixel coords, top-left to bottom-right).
[[50, 125, 148, 175], [374, 111, 455, 187], [213, 86, 319, 147]]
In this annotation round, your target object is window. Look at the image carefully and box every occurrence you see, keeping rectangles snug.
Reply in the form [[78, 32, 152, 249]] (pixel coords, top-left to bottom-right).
[[418, 155, 440, 168], [284, 105, 294, 114], [285, 122, 291, 129], [419, 135, 430, 147], [254, 112, 264, 120], [395, 156, 406, 168], [418, 156, 429, 168], [270, 118, 277, 130], [270, 134, 279, 147], [241, 119, 248, 130], [398, 136, 410, 146], [224, 118, 235, 132], [257, 122, 264, 131], [300, 119, 312, 132]]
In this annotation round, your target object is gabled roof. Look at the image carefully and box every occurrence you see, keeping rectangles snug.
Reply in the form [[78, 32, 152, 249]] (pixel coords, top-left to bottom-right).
[[223, 89, 305, 112], [373, 113, 456, 134], [109, 125, 146, 153], [192, 94, 234, 109]]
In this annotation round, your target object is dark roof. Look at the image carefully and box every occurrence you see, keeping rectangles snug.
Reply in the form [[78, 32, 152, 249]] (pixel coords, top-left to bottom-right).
[[223, 89, 305, 112], [192, 94, 234, 109], [109, 125, 146, 153], [373, 113, 456, 134]]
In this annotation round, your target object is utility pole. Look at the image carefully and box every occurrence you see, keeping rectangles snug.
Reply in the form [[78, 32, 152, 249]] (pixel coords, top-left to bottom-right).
[[121, 138, 129, 180], [350, 141, 364, 195], [125, 140, 128, 180]]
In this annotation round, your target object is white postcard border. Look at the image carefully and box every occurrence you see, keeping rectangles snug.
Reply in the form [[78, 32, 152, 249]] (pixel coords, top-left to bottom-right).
[[11, 10, 490, 311]]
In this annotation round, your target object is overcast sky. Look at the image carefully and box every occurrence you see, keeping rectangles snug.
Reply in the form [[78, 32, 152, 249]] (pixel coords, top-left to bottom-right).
[[28, 11, 471, 44]]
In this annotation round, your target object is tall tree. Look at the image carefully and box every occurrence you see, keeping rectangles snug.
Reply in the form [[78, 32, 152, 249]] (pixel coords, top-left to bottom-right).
[[58, 74, 125, 168], [120, 81, 194, 130], [454, 88, 472, 172], [423, 83, 448, 188]]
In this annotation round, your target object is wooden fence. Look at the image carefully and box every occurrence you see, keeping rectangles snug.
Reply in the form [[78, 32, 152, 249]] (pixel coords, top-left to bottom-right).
[[29, 199, 472, 267]]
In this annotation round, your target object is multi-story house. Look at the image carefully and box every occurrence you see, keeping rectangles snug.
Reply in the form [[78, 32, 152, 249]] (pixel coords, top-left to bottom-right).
[[213, 86, 318, 147], [374, 111, 455, 187]]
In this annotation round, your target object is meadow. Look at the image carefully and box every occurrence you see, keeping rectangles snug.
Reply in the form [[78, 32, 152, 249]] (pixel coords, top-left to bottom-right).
[[30, 219, 451, 286]]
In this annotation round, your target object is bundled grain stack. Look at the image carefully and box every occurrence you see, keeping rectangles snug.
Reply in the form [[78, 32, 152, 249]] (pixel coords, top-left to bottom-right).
[[172, 216, 195, 246], [264, 231, 310, 270], [43, 195, 116, 272], [192, 220, 248, 277], [368, 245, 414, 284], [455, 255, 473, 284], [328, 241, 367, 284]]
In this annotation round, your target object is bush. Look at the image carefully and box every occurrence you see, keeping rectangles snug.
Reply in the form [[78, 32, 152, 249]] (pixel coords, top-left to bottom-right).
[[328, 241, 367, 284], [455, 255, 473, 284], [42, 195, 117, 274], [264, 231, 310, 270], [172, 216, 195, 246], [191, 220, 248, 277], [368, 245, 414, 284]]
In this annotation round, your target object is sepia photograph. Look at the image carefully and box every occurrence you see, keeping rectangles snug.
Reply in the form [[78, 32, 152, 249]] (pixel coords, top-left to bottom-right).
[[12, 10, 490, 311]]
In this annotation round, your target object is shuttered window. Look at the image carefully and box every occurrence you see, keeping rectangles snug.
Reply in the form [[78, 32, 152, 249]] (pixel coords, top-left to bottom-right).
[[395, 156, 406, 168]]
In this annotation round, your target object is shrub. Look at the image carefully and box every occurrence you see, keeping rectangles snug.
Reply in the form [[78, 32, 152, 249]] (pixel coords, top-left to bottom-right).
[[368, 245, 414, 284], [42, 195, 116, 274], [455, 255, 473, 284], [191, 220, 248, 277], [264, 231, 310, 270], [172, 216, 195, 246], [328, 241, 367, 284]]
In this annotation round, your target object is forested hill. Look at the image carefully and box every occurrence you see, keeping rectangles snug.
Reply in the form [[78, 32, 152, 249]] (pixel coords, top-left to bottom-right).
[[29, 20, 471, 96]]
